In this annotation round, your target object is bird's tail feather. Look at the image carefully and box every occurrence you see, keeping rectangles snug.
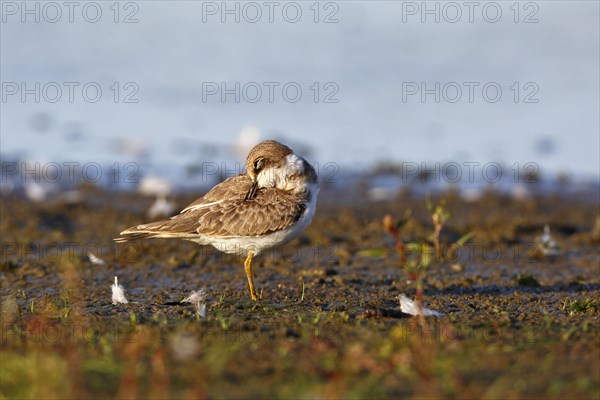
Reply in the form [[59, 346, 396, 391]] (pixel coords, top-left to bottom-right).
[[114, 219, 194, 243]]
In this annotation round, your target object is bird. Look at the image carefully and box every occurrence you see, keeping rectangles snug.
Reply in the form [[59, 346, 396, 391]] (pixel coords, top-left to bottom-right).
[[115, 140, 319, 301]]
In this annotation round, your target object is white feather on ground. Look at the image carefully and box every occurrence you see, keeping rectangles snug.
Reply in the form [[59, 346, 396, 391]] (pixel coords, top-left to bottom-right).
[[398, 294, 444, 317], [111, 276, 129, 305], [182, 289, 208, 317], [88, 252, 106, 265]]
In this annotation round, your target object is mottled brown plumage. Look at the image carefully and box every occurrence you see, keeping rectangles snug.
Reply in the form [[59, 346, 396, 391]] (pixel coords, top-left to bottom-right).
[[117, 174, 309, 238], [115, 140, 319, 301]]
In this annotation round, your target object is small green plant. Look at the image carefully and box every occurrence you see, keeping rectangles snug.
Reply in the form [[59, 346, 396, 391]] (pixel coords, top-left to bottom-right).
[[218, 291, 226, 305], [312, 313, 322, 324], [382, 198, 472, 310], [426, 197, 451, 258], [517, 274, 541, 287], [129, 312, 137, 324], [218, 315, 232, 330], [562, 298, 598, 315], [299, 281, 306, 302]]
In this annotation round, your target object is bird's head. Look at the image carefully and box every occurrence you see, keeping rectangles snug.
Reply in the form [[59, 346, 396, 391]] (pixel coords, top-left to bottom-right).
[[245, 140, 318, 200]]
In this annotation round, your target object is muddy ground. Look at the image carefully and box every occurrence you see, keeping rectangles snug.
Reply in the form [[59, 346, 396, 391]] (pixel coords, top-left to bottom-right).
[[1, 184, 599, 399]]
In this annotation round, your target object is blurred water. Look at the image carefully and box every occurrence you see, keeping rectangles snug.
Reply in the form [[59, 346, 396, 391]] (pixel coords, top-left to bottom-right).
[[2, 1, 599, 183]]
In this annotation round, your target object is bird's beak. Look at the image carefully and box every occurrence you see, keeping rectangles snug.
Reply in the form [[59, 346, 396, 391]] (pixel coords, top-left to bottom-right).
[[245, 180, 259, 201]]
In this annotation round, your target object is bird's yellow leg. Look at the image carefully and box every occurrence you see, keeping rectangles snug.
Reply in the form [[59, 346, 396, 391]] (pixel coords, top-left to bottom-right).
[[244, 252, 258, 301]]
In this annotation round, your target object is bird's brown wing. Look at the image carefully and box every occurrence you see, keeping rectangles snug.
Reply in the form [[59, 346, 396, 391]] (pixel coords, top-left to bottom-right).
[[193, 189, 307, 236], [116, 182, 308, 241], [180, 174, 252, 212]]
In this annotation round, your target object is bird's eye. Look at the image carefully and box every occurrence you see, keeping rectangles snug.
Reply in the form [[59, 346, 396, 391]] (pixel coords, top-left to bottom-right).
[[254, 158, 264, 171]]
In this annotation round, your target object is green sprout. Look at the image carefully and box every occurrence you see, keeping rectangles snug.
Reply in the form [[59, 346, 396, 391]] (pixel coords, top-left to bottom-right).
[[381, 198, 472, 310], [562, 298, 598, 315], [426, 197, 451, 258]]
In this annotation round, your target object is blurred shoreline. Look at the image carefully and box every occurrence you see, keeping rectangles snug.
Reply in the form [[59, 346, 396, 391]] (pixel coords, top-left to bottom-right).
[[2, 153, 598, 206]]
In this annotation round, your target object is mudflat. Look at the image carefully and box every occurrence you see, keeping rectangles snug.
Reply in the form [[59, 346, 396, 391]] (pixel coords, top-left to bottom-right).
[[1, 185, 598, 398]]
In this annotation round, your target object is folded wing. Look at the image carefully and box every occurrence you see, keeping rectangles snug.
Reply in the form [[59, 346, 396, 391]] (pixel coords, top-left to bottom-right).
[[115, 176, 307, 241]]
